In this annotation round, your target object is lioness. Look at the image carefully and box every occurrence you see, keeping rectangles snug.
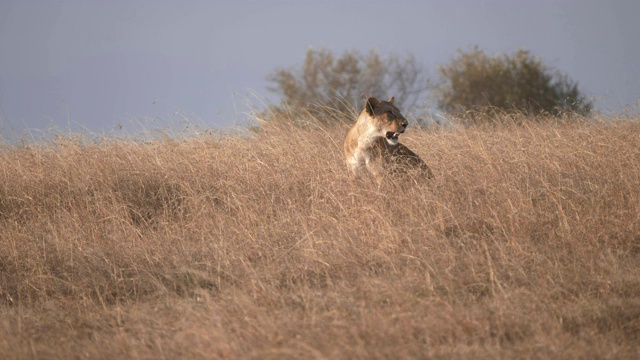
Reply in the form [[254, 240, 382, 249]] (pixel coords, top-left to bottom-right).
[[344, 96, 433, 183]]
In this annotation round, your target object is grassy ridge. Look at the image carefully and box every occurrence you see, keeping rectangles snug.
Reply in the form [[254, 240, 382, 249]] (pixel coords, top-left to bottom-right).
[[1, 118, 639, 359]]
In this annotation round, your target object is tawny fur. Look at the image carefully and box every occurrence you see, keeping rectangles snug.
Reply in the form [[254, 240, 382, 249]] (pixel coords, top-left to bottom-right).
[[344, 96, 433, 183]]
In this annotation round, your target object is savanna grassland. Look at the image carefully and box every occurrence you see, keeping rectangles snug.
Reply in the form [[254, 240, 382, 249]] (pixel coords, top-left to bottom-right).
[[1, 115, 639, 359]]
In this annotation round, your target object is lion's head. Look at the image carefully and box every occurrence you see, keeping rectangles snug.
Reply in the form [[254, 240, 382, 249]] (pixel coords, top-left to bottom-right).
[[363, 97, 408, 146]]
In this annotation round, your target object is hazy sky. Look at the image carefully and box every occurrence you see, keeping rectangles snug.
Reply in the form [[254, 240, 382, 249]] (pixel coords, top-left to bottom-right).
[[1, 0, 639, 138]]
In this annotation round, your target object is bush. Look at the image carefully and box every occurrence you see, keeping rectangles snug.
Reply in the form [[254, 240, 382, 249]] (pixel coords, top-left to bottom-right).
[[433, 47, 592, 121], [266, 48, 429, 123]]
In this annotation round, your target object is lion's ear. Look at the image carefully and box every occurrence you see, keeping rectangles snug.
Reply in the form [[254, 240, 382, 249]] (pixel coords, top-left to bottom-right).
[[388, 97, 395, 104], [365, 97, 380, 116]]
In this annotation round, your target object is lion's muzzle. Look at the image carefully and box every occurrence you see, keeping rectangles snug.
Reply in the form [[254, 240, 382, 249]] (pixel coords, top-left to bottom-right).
[[385, 124, 405, 141], [386, 131, 400, 140], [385, 131, 401, 145]]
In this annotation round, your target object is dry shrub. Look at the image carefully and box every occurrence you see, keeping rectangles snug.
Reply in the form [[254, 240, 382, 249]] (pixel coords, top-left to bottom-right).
[[0, 116, 639, 359]]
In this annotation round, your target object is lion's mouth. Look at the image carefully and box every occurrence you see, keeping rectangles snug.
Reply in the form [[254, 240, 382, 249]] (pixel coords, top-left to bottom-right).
[[385, 131, 400, 144], [386, 132, 400, 140]]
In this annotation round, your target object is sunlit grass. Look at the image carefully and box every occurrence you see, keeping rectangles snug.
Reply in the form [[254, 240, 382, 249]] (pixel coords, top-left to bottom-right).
[[1, 113, 639, 359]]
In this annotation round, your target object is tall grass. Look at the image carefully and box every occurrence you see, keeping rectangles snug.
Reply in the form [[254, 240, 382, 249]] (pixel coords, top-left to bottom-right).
[[1, 115, 639, 359]]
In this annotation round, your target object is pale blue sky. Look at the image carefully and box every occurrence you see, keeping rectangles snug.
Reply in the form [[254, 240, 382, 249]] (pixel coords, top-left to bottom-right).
[[1, 0, 639, 138]]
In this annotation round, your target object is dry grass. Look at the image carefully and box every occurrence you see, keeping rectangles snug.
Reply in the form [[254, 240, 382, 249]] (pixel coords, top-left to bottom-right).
[[1, 115, 639, 359]]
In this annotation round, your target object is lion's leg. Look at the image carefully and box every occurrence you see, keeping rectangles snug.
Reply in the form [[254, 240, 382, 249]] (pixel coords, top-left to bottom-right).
[[365, 156, 385, 185], [347, 160, 364, 179], [347, 149, 368, 178]]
